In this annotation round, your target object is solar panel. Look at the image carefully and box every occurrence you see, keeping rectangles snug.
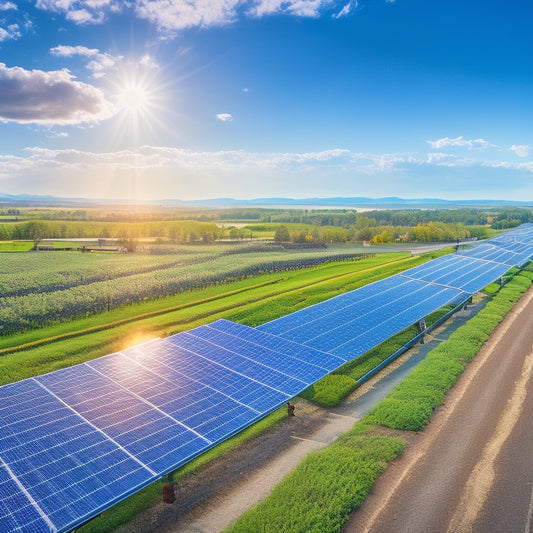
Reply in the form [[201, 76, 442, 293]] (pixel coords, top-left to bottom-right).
[[2, 224, 533, 533], [0, 323, 335, 532]]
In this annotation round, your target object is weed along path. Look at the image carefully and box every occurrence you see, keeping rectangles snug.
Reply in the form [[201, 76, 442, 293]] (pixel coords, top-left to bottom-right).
[[117, 301, 485, 533], [344, 285, 533, 533]]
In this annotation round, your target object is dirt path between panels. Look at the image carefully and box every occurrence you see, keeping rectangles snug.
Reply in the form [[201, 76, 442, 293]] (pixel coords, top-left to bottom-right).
[[117, 301, 487, 533]]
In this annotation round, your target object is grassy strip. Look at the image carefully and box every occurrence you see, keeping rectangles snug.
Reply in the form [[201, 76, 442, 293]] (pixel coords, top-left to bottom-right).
[[363, 270, 533, 431], [0, 240, 34, 251], [80, 408, 287, 533], [225, 424, 405, 533]]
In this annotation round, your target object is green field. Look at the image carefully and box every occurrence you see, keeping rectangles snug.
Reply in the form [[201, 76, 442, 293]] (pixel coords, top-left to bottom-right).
[[0, 240, 34, 251], [2, 249, 446, 385]]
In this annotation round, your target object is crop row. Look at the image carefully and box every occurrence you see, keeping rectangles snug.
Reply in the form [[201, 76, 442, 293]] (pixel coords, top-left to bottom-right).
[[0, 249, 224, 297], [0, 252, 372, 334]]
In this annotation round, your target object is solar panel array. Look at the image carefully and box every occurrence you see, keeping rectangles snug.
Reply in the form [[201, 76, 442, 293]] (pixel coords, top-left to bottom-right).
[[259, 223, 533, 358], [2, 224, 533, 533], [0, 322, 342, 533]]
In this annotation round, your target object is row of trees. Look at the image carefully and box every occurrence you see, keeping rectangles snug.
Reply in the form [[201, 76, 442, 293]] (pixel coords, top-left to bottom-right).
[[274, 221, 481, 244], [0, 220, 224, 243]]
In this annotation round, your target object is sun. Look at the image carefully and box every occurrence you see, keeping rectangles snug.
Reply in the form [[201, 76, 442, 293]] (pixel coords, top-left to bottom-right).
[[119, 83, 150, 114]]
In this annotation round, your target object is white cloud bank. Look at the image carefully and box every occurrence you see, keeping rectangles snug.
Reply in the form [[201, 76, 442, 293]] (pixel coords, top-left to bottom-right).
[[1, 146, 532, 201], [0, 63, 113, 124]]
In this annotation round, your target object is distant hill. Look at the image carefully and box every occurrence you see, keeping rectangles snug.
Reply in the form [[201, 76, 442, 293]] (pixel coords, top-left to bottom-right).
[[1, 192, 532, 209]]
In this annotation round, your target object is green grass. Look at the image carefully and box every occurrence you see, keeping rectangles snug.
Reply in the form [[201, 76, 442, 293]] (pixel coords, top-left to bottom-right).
[[225, 424, 405, 533], [0, 240, 34, 251]]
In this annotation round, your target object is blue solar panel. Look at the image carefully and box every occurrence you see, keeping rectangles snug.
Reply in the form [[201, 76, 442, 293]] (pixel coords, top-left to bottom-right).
[[0, 379, 154, 533], [3, 224, 533, 533]]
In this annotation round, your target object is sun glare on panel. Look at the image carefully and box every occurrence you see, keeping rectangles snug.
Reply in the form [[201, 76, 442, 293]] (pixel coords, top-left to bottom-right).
[[120, 330, 159, 351]]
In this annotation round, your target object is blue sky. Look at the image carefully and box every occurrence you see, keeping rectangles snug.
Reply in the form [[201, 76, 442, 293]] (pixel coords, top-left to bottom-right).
[[0, 0, 531, 202]]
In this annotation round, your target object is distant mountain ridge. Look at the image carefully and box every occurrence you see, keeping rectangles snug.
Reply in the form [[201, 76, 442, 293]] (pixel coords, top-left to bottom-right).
[[0, 192, 532, 209]]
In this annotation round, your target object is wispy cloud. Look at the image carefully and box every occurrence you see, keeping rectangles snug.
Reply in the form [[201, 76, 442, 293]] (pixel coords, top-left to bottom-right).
[[428, 136, 531, 159], [35, 1, 358, 33], [0, 23, 20, 41], [1, 145, 532, 201], [216, 113, 233, 122], [35, 0, 119, 24], [0, 63, 113, 124], [333, 0, 356, 19], [0, 2, 17, 10], [50, 45, 123, 78], [426, 136, 494, 150], [509, 144, 530, 158]]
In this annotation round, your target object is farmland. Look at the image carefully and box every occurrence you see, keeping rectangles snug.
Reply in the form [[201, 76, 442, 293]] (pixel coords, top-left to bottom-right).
[[0, 244, 375, 334], [0, 245, 450, 385]]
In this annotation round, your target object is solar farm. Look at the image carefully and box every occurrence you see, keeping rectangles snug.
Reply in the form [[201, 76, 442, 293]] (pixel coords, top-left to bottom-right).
[[2, 224, 533, 533]]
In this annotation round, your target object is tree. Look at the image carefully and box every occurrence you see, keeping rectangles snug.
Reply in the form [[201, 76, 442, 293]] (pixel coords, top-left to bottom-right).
[[274, 225, 290, 242]]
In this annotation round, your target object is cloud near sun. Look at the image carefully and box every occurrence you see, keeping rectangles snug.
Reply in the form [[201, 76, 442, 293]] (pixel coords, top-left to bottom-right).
[[0, 63, 113, 124]]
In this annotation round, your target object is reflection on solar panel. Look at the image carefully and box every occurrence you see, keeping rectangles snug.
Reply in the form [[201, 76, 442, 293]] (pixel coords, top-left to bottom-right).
[[2, 224, 533, 533]]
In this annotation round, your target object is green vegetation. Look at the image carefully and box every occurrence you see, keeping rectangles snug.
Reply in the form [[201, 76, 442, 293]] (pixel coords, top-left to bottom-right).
[[0, 246, 373, 334], [225, 424, 405, 533], [0, 240, 33, 251], [364, 270, 533, 431]]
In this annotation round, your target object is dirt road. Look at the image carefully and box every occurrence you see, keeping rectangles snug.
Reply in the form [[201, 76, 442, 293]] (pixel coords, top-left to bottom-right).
[[344, 286, 533, 533]]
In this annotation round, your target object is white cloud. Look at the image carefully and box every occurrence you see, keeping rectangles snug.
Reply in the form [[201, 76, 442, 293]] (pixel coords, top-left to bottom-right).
[[333, 0, 355, 19], [0, 2, 17, 10], [248, 0, 325, 18], [0, 23, 20, 41], [135, 0, 241, 33], [33, 0, 358, 33], [509, 144, 530, 158], [0, 63, 113, 124], [140, 54, 159, 69], [426, 136, 493, 150], [35, 0, 119, 24], [50, 45, 123, 78], [216, 113, 233, 122]]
